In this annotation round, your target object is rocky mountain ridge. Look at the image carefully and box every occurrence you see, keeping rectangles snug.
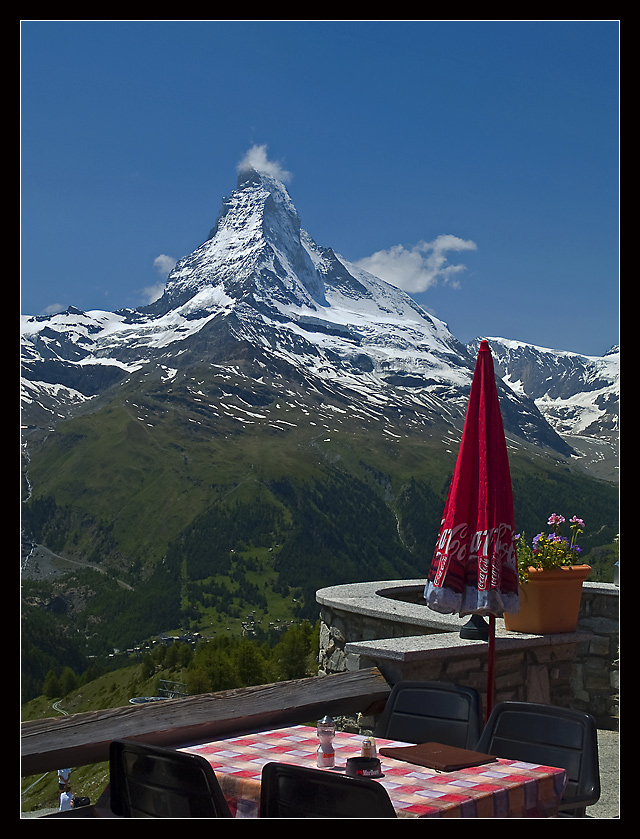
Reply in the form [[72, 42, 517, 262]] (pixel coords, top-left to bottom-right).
[[472, 337, 618, 481], [21, 165, 611, 473]]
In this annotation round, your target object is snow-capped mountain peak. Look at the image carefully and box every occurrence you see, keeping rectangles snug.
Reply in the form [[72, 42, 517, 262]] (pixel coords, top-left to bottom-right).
[[470, 336, 618, 480], [134, 166, 471, 389], [21, 165, 616, 477], [151, 166, 326, 316]]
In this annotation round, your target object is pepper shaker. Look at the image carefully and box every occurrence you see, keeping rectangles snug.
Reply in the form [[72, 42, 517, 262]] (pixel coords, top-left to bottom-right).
[[361, 736, 376, 759]]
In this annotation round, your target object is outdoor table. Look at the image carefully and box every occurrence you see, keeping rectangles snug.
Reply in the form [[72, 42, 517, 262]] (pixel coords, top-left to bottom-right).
[[181, 724, 567, 818]]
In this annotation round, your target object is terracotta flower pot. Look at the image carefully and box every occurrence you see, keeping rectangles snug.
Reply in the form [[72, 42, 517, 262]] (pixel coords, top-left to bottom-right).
[[503, 565, 591, 634]]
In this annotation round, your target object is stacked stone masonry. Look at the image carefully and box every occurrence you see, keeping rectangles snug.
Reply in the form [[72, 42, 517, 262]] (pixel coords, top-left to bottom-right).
[[316, 580, 618, 730]]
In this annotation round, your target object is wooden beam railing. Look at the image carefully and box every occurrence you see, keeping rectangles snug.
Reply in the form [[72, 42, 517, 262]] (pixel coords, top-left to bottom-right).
[[21, 667, 391, 776]]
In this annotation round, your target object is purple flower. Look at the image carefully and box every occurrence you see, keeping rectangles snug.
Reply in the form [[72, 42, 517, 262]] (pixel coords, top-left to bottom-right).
[[517, 513, 587, 581]]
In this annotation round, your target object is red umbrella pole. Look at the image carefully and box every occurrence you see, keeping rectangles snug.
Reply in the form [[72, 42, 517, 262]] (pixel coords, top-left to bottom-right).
[[487, 615, 496, 721]]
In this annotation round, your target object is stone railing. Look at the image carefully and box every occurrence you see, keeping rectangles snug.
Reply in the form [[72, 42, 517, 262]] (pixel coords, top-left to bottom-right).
[[316, 579, 618, 729]]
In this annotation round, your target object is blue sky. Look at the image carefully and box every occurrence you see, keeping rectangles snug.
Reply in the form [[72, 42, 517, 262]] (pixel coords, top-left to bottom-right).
[[20, 20, 619, 356]]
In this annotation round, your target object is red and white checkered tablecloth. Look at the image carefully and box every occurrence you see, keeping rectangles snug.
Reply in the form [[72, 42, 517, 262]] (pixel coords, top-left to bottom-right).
[[182, 725, 567, 818]]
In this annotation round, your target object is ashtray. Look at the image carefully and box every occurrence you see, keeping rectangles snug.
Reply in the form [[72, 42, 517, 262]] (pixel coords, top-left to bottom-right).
[[345, 756, 382, 778]]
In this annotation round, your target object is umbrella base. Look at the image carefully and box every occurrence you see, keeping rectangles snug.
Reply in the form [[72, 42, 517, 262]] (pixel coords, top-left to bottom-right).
[[459, 614, 489, 640]]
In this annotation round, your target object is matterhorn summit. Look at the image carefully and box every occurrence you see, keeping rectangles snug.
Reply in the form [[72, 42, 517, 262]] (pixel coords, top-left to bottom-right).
[[22, 163, 577, 460], [144, 164, 471, 392], [151, 166, 327, 315]]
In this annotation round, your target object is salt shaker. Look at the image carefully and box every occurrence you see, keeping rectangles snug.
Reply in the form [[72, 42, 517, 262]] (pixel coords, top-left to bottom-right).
[[361, 736, 376, 759], [316, 715, 335, 768]]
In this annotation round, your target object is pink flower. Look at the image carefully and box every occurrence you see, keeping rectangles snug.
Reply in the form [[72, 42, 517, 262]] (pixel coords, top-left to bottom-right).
[[547, 513, 565, 528]]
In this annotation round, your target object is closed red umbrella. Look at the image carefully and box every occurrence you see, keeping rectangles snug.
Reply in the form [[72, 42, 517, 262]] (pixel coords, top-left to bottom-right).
[[424, 339, 519, 717]]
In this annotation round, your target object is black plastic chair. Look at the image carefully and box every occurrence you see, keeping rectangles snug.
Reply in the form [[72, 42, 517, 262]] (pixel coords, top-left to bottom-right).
[[475, 701, 600, 817], [260, 761, 397, 818], [109, 739, 233, 818], [374, 680, 482, 749]]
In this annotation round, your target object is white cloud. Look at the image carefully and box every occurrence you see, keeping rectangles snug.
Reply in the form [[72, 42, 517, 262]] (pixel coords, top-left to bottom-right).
[[237, 144, 292, 183], [153, 254, 177, 277], [138, 254, 178, 304], [141, 283, 166, 304], [40, 303, 66, 316], [356, 234, 477, 293]]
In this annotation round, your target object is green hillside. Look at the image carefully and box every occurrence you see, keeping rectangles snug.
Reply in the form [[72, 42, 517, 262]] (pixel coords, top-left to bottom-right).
[[21, 621, 320, 815], [21, 369, 619, 704]]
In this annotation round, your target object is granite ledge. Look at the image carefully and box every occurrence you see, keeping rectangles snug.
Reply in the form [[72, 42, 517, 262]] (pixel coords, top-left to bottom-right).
[[345, 628, 593, 664]]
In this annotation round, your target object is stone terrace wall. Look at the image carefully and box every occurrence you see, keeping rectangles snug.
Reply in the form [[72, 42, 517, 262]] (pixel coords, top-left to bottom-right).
[[316, 580, 618, 729], [576, 583, 619, 722]]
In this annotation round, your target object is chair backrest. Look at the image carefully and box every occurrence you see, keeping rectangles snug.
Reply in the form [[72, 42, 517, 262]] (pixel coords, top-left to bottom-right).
[[374, 680, 482, 749], [260, 761, 397, 818], [109, 739, 232, 818], [475, 701, 600, 815]]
